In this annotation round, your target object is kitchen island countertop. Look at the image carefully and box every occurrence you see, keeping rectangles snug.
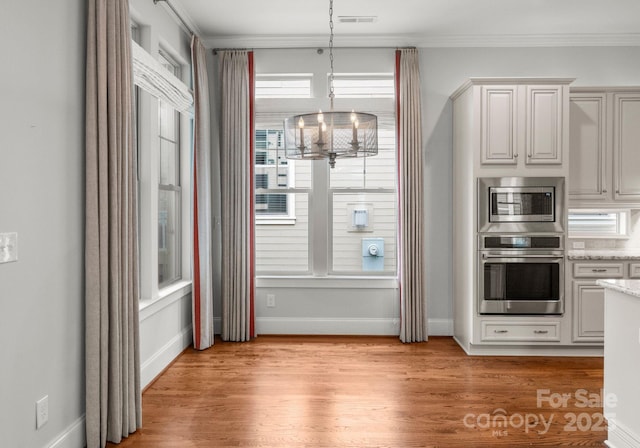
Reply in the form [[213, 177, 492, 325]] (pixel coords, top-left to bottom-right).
[[597, 279, 640, 298]]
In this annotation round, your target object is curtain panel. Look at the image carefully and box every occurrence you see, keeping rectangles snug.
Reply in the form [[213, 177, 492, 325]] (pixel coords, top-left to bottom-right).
[[395, 48, 427, 343], [85, 0, 141, 446], [191, 36, 215, 350], [219, 50, 255, 341]]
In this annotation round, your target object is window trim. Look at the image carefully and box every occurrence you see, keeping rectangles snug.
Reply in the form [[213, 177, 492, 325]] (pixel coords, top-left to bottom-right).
[[135, 38, 193, 306]]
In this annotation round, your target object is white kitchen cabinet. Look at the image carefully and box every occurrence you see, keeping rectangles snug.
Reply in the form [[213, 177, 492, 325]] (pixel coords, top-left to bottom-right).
[[525, 85, 564, 164], [573, 262, 624, 278], [480, 86, 518, 164], [451, 78, 574, 355], [569, 93, 607, 200], [572, 281, 605, 342], [478, 82, 567, 167], [481, 320, 561, 342], [570, 260, 636, 344], [569, 88, 640, 205], [613, 93, 640, 201]]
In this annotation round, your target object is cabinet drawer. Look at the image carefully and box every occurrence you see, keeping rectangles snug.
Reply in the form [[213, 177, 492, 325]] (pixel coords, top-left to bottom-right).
[[573, 262, 625, 278], [481, 321, 561, 342], [630, 263, 640, 279]]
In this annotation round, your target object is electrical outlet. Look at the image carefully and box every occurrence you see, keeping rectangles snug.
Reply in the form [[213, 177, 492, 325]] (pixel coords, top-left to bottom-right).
[[572, 241, 586, 249], [266, 294, 276, 308], [0, 232, 18, 263], [36, 395, 48, 429]]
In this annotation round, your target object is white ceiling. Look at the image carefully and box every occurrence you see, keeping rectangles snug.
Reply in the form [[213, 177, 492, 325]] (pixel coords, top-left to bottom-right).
[[166, 0, 640, 48]]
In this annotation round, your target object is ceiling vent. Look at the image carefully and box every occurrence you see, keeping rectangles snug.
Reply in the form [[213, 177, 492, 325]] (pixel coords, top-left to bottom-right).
[[337, 16, 378, 24]]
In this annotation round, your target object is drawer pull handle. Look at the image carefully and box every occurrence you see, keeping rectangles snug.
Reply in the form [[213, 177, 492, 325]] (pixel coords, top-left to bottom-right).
[[534, 330, 549, 334], [591, 269, 607, 273], [494, 329, 508, 334]]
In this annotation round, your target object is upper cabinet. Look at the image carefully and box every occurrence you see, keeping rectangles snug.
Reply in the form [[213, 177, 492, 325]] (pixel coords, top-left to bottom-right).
[[452, 78, 573, 174], [613, 93, 640, 202], [480, 85, 518, 164], [569, 88, 640, 205], [525, 85, 564, 165]]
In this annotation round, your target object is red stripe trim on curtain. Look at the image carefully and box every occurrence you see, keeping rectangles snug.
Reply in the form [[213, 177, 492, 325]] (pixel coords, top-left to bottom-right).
[[248, 51, 256, 338], [193, 152, 202, 349], [394, 50, 403, 326]]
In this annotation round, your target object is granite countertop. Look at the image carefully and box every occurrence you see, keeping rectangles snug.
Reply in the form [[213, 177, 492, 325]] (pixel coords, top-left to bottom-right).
[[567, 249, 640, 260], [596, 279, 640, 298]]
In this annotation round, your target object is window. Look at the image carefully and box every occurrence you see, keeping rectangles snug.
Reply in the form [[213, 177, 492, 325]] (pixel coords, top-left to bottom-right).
[[255, 74, 313, 98], [254, 116, 397, 276], [568, 209, 630, 238], [331, 73, 395, 98], [157, 52, 182, 287], [254, 127, 295, 221]]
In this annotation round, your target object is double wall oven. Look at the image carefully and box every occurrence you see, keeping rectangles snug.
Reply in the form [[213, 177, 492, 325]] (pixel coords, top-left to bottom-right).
[[477, 177, 565, 315]]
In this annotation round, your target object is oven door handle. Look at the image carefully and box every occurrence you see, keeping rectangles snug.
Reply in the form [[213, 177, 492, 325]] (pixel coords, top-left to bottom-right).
[[481, 254, 564, 260]]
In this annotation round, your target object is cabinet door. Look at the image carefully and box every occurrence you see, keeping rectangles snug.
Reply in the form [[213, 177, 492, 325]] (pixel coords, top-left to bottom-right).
[[572, 281, 604, 343], [525, 86, 564, 164], [480, 86, 518, 164], [613, 93, 640, 201], [569, 94, 607, 200]]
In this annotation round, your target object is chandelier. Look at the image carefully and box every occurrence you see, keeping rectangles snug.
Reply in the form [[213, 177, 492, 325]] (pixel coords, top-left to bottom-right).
[[284, 0, 378, 168]]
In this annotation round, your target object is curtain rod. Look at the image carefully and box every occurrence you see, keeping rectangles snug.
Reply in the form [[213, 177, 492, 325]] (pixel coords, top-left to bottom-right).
[[153, 0, 195, 37], [212, 46, 412, 55]]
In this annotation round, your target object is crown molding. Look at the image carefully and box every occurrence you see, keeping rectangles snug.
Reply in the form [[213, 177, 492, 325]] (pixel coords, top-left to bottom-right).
[[204, 32, 640, 50], [419, 33, 640, 47]]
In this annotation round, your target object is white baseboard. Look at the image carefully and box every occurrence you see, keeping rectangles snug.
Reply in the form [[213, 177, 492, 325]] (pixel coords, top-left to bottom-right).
[[255, 317, 454, 337], [256, 317, 400, 335], [141, 325, 193, 389], [427, 318, 454, 336], [606, 418, 640, 448], [48, 415, 85, 448]]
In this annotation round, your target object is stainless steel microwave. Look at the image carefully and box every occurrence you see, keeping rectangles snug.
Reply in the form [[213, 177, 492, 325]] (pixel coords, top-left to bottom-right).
[[478, 177, 565, 233]]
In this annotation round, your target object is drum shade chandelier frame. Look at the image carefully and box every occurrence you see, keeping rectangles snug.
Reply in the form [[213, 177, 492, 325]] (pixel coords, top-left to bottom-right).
[[284, 0, 378, 168]]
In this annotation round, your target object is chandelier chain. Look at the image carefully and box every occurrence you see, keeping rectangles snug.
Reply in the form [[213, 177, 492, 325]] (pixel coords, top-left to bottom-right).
[[328, 0, 335, 109]]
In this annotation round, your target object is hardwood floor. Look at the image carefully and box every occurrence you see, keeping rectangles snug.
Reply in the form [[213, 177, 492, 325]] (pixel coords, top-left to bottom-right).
[[109, 336, 606, 447]]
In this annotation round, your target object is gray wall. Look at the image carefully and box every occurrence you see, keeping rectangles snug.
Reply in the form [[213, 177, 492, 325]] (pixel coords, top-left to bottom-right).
[[421, 46, 640, 324], [0, 1, 86, 447]]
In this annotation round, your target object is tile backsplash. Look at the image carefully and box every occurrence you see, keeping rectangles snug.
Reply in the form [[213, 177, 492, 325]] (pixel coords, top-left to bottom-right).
[[569, 209, 640, 249]]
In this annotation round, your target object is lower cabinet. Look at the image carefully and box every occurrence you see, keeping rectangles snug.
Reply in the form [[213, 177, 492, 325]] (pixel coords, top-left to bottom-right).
[[570, 260, 635, 344], [481, 321, 561, 342], [572, 281, 605, 342]]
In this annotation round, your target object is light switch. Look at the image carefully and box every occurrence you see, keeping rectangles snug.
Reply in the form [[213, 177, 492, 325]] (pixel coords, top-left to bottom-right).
[[0, 232, 18, 263]]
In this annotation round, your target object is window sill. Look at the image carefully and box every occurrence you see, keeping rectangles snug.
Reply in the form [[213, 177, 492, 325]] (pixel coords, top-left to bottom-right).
[[139, 280, 192, 321], [256, 276, 398, 289]]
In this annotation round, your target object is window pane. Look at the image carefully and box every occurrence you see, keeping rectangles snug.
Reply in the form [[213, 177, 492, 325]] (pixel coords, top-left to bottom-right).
[[331, 74, 395, 98], [160, 138, 178, 185], [332, 192, 396, 273], [159, 101, 177, 141], [255, 193, 309, 272], [158, 189, 180, 286], [568, 210, 627, 236], [330, 124, 396, 189], [256, 193, 288, 215], [255, 74, 313, 98]]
